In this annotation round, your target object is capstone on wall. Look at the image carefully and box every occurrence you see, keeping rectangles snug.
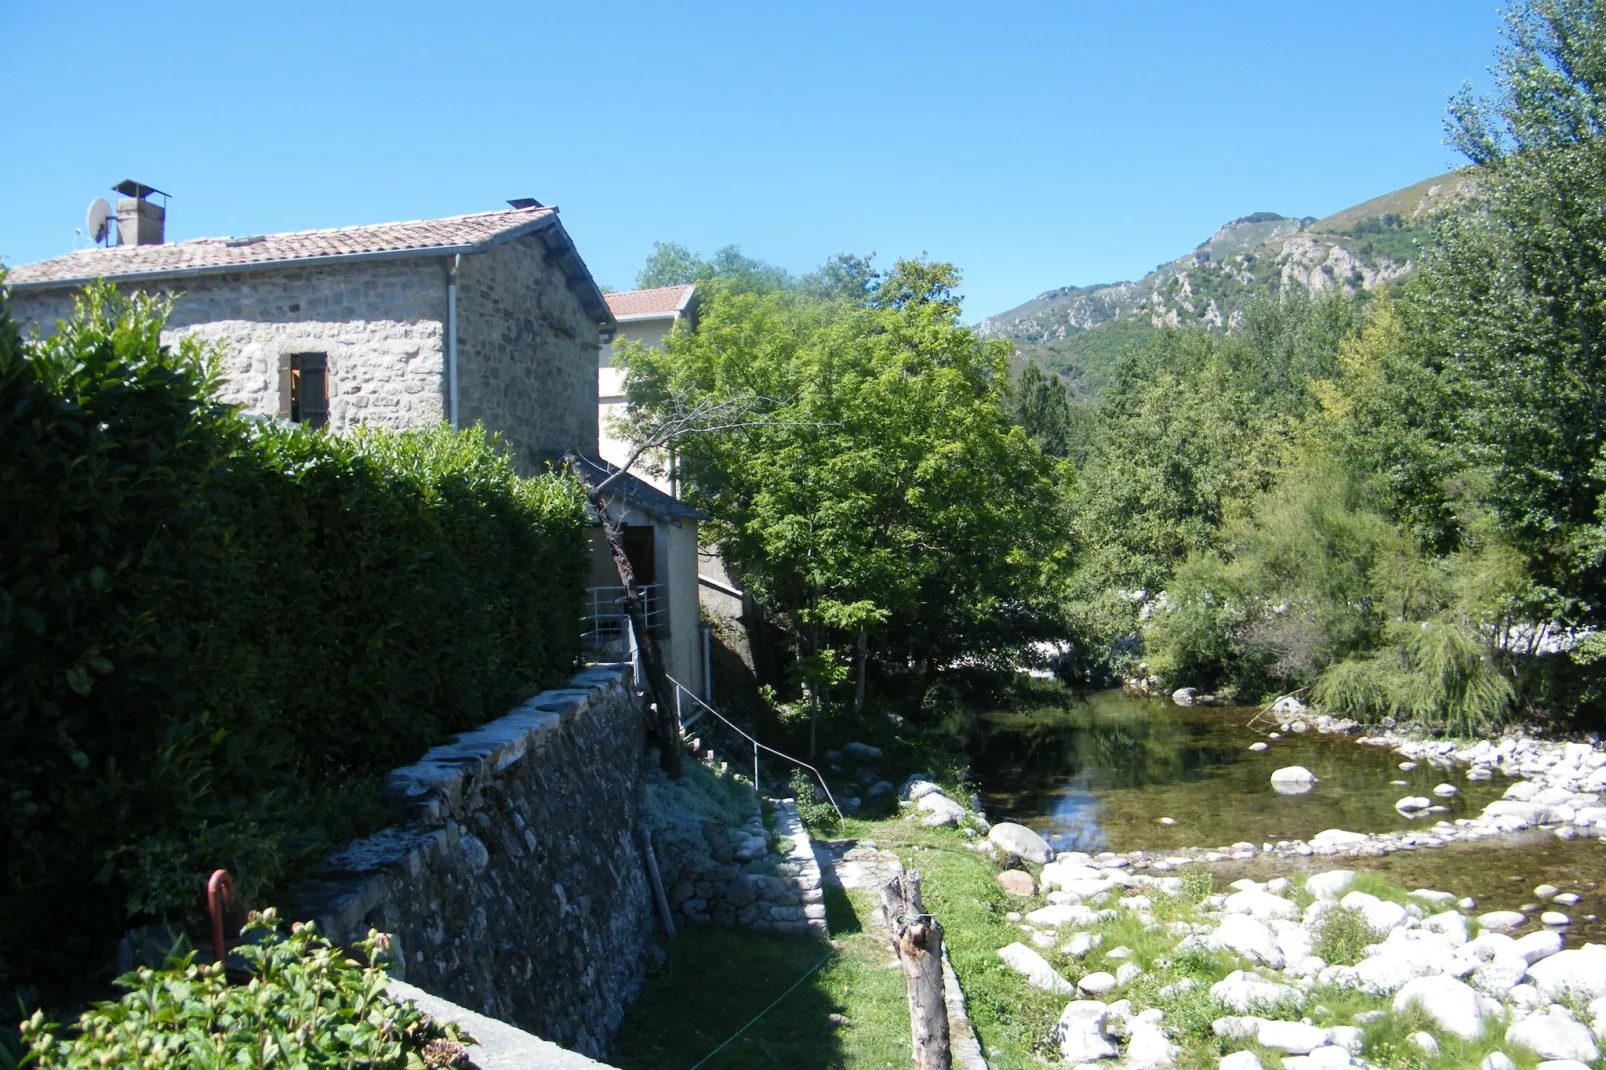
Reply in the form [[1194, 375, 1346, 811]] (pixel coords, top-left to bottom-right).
[[6, 260, 450, 433], [290, 664, 654, 1060], [457, 233, 600, 471]]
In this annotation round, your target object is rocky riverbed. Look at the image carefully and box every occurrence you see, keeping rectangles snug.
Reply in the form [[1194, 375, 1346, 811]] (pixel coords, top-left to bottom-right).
[[891, 718, 1606, 1068]]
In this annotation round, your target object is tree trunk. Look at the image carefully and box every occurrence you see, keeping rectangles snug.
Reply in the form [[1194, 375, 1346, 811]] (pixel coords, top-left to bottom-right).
[[853, 626, 869, 715], [880, 872, 950, 1070], [572, 462, 682, 779]]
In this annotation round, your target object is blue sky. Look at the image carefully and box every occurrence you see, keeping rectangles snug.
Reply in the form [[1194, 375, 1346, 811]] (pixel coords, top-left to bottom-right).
[[3, 1, 1502, 320]]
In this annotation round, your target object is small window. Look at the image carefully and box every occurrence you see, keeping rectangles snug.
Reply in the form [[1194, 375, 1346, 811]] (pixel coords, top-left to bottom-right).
[[277, 352, 329, 428]]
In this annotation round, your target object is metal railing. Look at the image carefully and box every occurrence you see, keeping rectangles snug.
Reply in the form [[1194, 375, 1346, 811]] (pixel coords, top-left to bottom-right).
[[664, 671, 844, 825], [580, 583, 666, 661]]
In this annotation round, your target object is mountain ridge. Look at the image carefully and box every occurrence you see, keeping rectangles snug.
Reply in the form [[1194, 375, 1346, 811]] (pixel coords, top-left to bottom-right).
[[979, 170, 1469, 398]]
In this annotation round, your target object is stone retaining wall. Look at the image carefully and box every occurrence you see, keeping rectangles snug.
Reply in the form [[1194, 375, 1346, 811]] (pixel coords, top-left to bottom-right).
[[668, 798, 828, 937], [291, 664, 653, 1060]]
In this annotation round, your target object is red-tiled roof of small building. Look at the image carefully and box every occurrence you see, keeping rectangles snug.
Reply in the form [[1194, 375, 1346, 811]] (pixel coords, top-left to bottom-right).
[[603, 284, 696, 320], [6, 206, 557, 288]]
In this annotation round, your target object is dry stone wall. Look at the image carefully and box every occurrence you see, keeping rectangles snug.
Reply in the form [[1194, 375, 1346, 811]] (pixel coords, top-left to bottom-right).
[[290, 664, 653, 1061], [666, 798, 828, 936]]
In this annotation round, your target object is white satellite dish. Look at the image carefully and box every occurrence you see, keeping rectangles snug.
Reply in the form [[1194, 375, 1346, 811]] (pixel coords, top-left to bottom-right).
[[86, 198, 112, 245]]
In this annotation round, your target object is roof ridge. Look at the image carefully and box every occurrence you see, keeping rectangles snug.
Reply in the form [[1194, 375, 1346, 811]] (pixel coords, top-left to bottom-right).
[[118, 206, 552, 251]]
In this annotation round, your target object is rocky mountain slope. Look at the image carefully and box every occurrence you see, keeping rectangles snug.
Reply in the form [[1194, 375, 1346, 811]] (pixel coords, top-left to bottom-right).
[[979, 171, 1469, 398]]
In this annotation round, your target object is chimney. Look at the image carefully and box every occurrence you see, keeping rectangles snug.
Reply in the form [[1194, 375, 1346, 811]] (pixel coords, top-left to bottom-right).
[[112, 179, 167, 245]]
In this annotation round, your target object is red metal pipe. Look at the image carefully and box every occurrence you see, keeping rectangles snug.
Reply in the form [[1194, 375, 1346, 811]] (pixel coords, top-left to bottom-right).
[[207, 869, 234, 966]]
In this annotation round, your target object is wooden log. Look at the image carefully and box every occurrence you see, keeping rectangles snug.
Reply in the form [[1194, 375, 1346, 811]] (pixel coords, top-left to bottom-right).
[[880, 872, 951, 1070]]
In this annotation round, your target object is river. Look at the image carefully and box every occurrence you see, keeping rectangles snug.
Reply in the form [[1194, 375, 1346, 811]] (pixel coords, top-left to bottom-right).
[[966, 683, 1606, 944]]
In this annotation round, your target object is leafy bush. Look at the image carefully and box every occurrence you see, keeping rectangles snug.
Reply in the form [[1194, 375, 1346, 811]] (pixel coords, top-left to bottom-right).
[[1311, 905, 1380, 966], [0, 283, 587, 990], [1313, 619, 1516, 735], [1176, 867, 1214, 903], [18, 910, 473, 1068], [789, 770, 839, 834]]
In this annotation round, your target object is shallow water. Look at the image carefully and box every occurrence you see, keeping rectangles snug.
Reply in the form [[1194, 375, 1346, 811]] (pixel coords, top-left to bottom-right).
[[1209, 833, 1606, 946], [969, 687, 1512, 853]]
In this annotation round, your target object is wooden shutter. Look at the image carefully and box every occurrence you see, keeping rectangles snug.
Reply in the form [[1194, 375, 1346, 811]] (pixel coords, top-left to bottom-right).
[[277, 353, 294, 420], [296, 353, 329, 429]]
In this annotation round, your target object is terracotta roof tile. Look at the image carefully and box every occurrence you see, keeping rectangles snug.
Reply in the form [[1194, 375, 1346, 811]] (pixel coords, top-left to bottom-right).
[[5, 207, 558, 288], [604, 284, 696, 319]]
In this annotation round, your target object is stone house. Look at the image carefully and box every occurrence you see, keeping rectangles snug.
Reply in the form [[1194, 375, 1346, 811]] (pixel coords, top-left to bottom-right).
[[596, 283, 698, 492], [6, 191, 704, 698]]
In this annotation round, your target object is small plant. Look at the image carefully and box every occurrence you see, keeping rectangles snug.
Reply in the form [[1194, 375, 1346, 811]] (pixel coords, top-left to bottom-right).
[[19, 909, 473, 1068], [790, 770, 839, 834], [1177, 867, 1214, 903], [1312, 905, 1381, 966]]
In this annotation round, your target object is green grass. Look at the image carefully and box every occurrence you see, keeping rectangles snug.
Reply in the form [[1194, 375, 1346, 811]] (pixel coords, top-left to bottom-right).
[[620, 806, 1544, 1070], [834, 817, 1066, 1068], [612, 884, 908, 1070]]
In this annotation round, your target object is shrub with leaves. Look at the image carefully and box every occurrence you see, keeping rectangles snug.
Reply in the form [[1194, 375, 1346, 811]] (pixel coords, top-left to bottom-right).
[[0, 281, 587, 991], [19, 910, 474, 1068], [789, 770, 839, 834], [1311, 905, 1380, 966]]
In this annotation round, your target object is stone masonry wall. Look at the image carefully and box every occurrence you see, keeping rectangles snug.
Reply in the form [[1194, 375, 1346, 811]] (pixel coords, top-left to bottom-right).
[[7, 259, 449, 433], [456, 232, 600, 471], [290, 664, 654, 1061], [667, 798, 828, 937]]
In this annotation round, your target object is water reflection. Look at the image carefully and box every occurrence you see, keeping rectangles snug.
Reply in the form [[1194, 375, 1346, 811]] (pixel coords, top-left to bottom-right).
[[967, 685, 1512, 852]]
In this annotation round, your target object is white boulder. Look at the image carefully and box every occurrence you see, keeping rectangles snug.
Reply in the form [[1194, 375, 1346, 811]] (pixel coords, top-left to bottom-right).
[[1393, 975, 1488, 1040], [1027, 903, 1097, 928], [1506, 1015, 1600, 1063], [1219, 1053, 1263, 1070], [1052, 1000, 1118, 1063], [1512, 930, 1565, 965], [1078, 971, 1118, 997], [1310, 829, 1369, 850], [1257, 1020, 1328, 1053], [1125, 1020, 1180, 1069], [1478, 910, 1528, 931], [1305, 870, 1356, 900], [917, 793, 965, 827], [1225, 889, 1301, 922], [987, 821, 1054, 864], [996, 942, 1073, 994], [1210, 914, 1284, 968], [1210, 970, 1302, 1014], [1527, 945, 1606, 1002], [1271, 767, 1318, 794]]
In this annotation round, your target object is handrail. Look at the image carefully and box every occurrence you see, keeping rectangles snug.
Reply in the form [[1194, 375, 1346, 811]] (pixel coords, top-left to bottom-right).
[[664, 671, 845, 825]]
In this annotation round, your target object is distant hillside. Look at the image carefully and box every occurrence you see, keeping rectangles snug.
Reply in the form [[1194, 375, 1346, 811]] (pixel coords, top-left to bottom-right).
[[979, 171, 1469, 399]]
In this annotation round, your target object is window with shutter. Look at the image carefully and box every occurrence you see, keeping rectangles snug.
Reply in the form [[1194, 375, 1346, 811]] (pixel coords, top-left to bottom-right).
[[282, 352, 329, 429]]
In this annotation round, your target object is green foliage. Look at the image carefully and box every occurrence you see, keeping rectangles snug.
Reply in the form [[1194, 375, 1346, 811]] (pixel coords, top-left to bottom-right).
[[1176, 867, 1214, 903], [789, 770, 839, 834], [1012, 361, 1075, 458], [622, 259, 1068, 700], [1427, 0, 1606, 635], [18, 910, 471, 1068], [0, 282, 587, 990], [1314, 619, 1516, 735], [1311, 905, 1382, 966], [635, 240, 795, 294]]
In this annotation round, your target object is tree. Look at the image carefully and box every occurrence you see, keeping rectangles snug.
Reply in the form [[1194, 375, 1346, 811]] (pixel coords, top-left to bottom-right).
[[619, 260, 1065, 739], [1423, 0, 1606, 624], [1013, 361, 1074, 458], [635, 240, 793, 294]]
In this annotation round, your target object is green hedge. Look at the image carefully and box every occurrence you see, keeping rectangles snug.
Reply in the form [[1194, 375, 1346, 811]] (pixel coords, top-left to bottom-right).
[[0, 282, 588, 992]]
